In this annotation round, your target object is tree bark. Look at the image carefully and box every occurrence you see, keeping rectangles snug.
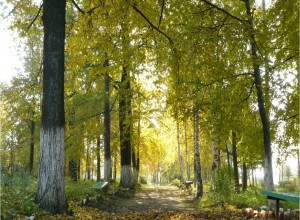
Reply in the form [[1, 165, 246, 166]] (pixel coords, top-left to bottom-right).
[[184, 120, 190, 180], [86, 145, 91, 180], [232, 131, 240, 193], [36, 0, 67, 214], [69, 159, 78, 182], [119, 67, 133, 188], [242, 163, 247, 191], [103, 54, 111, 183], [97, 136, 101, 181], [29, 119, 35, 173], [194, 110, 203, 198], [211, 126, 219, 189], [226, 145, 231, 179], [244, 0, 274, 193], [176, 120, 184, 183]]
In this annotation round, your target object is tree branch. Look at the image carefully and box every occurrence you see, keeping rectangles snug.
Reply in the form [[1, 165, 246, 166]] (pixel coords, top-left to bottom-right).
[[71, 0, 101, 14], [27, 3, 43, 30], [285, 114, 299, 120], [131, 3, 174, 44], [158, 0, 165, 29], [271, 56, 296, 70], [1, 6, 17, 21], [200, 0, 245, 23], [238, 81, 255, 105], [71, 0, 85, 14]]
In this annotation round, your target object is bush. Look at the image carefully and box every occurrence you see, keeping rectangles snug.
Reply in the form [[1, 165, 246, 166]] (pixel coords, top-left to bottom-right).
[[214, 167, 234, 202], [171, 179, 180, 187], [1, 170, 39, 220], [139, 176, 147, 184], [278, 178, 299, 193], [65, 178, 96, 202]]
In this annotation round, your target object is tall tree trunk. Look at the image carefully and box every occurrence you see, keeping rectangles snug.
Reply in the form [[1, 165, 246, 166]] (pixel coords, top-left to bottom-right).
[[132, 146, 138, 186], [36, 0, 68, 214], [113, 152, 117, 180], [87, 146, 91, 180], [232, 131, 240, 193], [184, 120, 190, 180], [211, 126, 219, 189], [137, 115, 141, 183], [119, 67, 133, 188], [226, 145, 231, 179], [194, 110, 203, 198], [29, 119, 35, 173], [176, 120, 184, 183], [242, 163, 247, 191], [69, 159, 78, 182], [77, 159, 81, 180], [244, 0, 274, 194], [97, 136, 101, 181], [103, 55, 111, 183]]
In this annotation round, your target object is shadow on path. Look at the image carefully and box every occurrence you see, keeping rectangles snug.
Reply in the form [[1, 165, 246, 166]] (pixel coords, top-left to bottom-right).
[[98, 184, 197, 213]]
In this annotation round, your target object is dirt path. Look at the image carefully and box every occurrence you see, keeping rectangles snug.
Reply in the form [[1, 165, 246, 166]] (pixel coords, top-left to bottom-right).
[[111, 185, 196, 213], [74, 184, 243, 219]]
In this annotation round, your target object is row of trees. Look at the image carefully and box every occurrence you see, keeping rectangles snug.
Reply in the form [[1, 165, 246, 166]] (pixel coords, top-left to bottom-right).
[[1, 0, 298, 214]]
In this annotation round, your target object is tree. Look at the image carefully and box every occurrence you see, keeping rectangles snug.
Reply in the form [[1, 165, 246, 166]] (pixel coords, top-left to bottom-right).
[[36, 0, 68, 214], [194, 109, 203, 198], [103, 58, 111, 183], [243, 0, 274, 193], [119, 66, 133, 188], [232, 131, 239, 193]]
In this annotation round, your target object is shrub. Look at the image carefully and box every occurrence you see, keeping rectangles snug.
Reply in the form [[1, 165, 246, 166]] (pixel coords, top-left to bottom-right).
[[1, 170, 39, 220], [171, 179, 180, 187], [214, 167, 234, 202], [65, 178, 96, 202], [139, 176, 147, 184], [278, 178, 299, 193]]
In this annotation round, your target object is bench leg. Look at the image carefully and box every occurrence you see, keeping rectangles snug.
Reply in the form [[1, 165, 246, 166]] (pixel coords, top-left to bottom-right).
[[275, 199, 279, 220]]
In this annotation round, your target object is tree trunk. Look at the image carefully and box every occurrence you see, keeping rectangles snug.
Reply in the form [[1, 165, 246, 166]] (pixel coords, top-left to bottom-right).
[[69, 159, 78, 182], [97, 136, 101, 181], [194, 110, 203, 198], [132, 147, 138, 186], [119, 67, 133, 188], [77, 159, 81, 180], [36, 0, 68, 214], [29, 119, 35, 173], [232, 131, 240, 193], [242, 163, 247, 191], [184, 120, 190, 180], [103, 55, 111, 183], [211, 126, 219, 189], [176, 120, 184, 183], [87, 146, 91, 180], [226, 145, 231, 179], [244, 0, 274, 194]]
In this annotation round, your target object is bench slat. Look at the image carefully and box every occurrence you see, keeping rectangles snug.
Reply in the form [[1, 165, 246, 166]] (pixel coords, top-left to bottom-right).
[[261, 190, 300, 203]]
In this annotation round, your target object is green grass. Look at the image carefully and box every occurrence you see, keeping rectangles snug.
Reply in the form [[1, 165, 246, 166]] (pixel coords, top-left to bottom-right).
[[198, 183, 300, 211]]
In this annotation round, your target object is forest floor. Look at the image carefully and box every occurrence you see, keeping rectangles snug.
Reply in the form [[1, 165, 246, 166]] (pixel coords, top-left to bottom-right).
[[62, 185, 245, 219], [96, 185, 197, 212]]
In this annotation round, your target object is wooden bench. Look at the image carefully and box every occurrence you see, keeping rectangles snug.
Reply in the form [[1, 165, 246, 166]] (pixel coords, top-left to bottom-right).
[[92, 181, 109, 192], [180, 180, 193, 194], [82, 181, 109, 206], [261, 190, 300, 220]]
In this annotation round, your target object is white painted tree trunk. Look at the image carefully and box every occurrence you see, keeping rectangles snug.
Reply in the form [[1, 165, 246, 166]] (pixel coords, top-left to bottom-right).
[[36, 127, 67, 213], [194, 110, 203, 198], [121, 165, 133, 188], [132, 167, 138, 186], [104, 158, 111, 182], [211, 127, 219, 189]]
